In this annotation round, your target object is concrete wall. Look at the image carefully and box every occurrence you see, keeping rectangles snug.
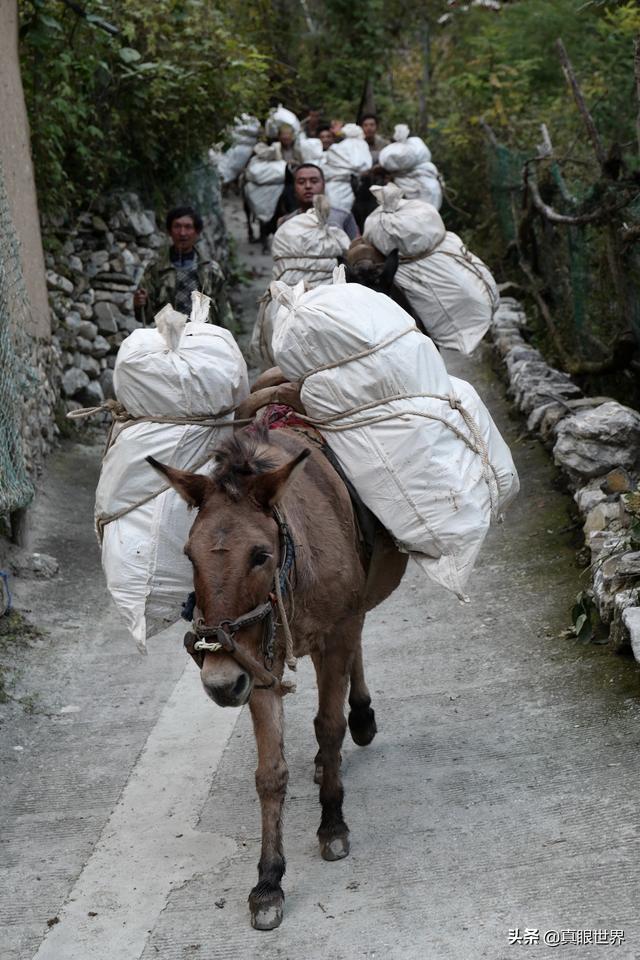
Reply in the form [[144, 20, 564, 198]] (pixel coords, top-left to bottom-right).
[[0, 0, 50, 339]]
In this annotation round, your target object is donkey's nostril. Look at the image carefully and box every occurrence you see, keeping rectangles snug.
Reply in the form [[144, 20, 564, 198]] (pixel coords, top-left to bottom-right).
[[232, 673, 249, 698]]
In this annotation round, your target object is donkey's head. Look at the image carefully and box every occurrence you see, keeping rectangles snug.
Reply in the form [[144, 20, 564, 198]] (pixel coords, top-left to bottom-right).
[[340, 239, 400, 298], [148, 430, 309, 707]]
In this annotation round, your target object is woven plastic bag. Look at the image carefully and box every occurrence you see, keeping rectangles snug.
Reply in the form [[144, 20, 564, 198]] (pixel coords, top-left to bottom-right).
[[364, 184, 499, 354], [95, 295, 249, 650], [324, 124, 372, 212], [265, 104, 301, 139], [250, 197, 350, 367], [379, 125, 442, 208], [270, 276, 518, 599], [215, 114, 260, 184], [245, 143, 287, 223]]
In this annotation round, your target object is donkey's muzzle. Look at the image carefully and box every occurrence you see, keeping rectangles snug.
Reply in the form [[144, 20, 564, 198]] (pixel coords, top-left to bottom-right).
[[202, 669, 253, 708]]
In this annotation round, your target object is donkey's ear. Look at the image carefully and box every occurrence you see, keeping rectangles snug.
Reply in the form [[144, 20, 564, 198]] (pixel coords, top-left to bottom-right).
[[340, 261, 357, 284], [379, 248, 400, 289], [251, 449, 311, 510], [146, 456, 212, 509]]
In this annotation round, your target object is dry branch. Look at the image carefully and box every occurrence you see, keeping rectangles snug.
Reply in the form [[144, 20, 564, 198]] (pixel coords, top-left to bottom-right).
[[555, 38, 606, 170]]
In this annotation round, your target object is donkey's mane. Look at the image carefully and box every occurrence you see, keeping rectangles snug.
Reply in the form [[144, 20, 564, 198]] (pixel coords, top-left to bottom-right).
[[212, 426, 277, 500]]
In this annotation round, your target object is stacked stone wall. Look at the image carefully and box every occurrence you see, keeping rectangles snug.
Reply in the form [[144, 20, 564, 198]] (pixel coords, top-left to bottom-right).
[[490, 296, 640, 659], [43, 192, 166, 412]]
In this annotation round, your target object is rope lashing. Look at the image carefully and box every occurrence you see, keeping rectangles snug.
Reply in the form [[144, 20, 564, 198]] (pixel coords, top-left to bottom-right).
[[399, 244, 500, 313]]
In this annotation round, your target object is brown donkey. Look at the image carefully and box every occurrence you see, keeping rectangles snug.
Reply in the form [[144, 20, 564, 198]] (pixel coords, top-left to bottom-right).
[[148, 425, 406, 930]]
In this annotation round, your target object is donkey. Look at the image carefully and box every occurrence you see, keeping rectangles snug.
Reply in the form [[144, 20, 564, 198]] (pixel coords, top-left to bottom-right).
[[340, 240, 429, 336], [148, 425, 406, 931]]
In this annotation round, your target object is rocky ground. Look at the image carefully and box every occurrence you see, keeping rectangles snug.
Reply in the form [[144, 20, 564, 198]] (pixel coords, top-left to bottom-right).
[[1, 197, 640, 960]]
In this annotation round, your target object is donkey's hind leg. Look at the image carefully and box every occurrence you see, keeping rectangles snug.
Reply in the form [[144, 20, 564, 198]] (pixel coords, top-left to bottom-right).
[[314, 617, 363, 861], [348, 637, 377, 747]]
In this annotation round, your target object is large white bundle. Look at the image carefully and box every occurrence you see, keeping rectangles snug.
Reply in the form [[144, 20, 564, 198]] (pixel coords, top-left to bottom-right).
[[95, 300, 249, 650], [394, 162, 443, 208], [217, 144, 255, 185], [380, 125, 442, 209], [245, 143, 286, 223], [215, 114, 260, 184], [265, 104, 300, 139], [250, 198, 350, 367], [231, 114, 261, 143], [298, 137, 324, 163], [364, 184, 499, 354], [379, 124, 432, 170], [324, 124, 372, 212], [364, 184, 445, 257], [271, 278, 518, 599], [271, 198, 350, 284]]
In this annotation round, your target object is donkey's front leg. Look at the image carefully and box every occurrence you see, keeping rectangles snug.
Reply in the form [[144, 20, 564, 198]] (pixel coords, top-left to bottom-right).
[[314, 627, 359, 862], [248, 688, 288, 931]]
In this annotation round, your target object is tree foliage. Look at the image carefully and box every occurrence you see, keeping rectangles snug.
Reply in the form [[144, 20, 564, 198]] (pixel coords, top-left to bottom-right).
[[19, 0, 270, 213]]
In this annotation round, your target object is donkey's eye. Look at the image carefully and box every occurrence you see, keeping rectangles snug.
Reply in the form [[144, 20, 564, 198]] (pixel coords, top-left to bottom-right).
[[250, 549, 271, 568]]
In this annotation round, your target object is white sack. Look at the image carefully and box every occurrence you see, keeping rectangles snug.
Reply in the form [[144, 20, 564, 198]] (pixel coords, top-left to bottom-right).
[[245, 143, 286, 223], [215, 114, 260, 184], [96, 300, 249, 650], [379, 125, 432, 171], [271, 198, 350, 285], [394, 162, 443, 208], [217, 144, 254, 185], [298, 137, 324, 163], [379, 126, 442, 209], [364, 183, 445, 257], [250, 198, 350, 367], [270, 278, 518, 599], [324, 124, 372, 212], [364, 184, 499, 354], [265, 104, 300, 139]]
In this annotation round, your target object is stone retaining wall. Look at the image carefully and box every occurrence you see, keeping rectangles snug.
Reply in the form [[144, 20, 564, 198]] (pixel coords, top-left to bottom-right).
[[491, 296, 640, 660], [43, 192, 166, 413]]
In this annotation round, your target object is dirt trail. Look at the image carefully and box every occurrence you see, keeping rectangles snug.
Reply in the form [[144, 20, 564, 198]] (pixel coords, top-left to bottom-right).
[[1, 197, 639, 960]]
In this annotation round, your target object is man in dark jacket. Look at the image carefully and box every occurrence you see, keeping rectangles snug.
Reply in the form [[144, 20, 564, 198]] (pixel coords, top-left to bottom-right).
[[276, 164, 360, 240], [133, 206, 232, 327]]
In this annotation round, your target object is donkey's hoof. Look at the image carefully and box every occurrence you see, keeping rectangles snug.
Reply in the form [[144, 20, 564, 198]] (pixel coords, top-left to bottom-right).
[[249, 891, 284, 931], [320, 834, 350, 861], [249, 889, 284, 930], [348, 705, 377, 746]]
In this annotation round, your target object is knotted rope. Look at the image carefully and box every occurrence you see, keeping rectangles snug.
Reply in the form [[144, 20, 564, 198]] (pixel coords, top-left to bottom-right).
[[399, 244, 499, 313], [68, 400, 251, 541]]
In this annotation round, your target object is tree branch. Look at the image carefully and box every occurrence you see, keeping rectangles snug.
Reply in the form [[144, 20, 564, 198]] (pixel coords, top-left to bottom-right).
[[555, 38, 606, 170]]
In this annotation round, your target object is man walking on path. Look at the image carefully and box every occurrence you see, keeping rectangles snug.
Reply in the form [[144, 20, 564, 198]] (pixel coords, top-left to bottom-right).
[[277, 164, 360, 240], [361, 114, 388, 165], [133, 206, 232, 327]]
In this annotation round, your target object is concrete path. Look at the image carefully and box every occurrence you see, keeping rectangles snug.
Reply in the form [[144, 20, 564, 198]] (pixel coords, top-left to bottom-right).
[[1, 199, 640, 960]]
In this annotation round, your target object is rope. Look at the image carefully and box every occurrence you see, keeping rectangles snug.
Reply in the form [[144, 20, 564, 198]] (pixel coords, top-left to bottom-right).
[[299, 324, 417, 383], [81, 398, 251, 541], [399, 245, 499, 313], [274, 569, 297, 671], [296, 391, 501, 517]]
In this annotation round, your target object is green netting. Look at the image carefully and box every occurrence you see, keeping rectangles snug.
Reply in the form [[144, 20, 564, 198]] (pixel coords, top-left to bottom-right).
[[0, 156, 37, 515], [485, 141, 527, 247], [485, 138, 640, 369]]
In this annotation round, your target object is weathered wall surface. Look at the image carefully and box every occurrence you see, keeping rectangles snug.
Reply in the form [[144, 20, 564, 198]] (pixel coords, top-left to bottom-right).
[[0, 0, 50, 339]]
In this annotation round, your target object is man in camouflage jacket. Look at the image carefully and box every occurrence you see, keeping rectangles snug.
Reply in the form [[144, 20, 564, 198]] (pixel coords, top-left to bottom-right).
[[134, 205, 233, 328]]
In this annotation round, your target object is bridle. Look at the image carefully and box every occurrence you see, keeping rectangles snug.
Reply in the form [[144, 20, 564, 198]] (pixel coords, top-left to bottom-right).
[[182, 506, 297, 696]]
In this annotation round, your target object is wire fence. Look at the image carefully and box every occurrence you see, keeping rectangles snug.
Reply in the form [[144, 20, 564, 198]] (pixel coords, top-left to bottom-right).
[[485, 135, 640, 400], [0, 156, 37, 516]]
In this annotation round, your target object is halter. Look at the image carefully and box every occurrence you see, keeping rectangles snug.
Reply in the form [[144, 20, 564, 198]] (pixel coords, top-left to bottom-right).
[[182, 507, 296, 696]]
